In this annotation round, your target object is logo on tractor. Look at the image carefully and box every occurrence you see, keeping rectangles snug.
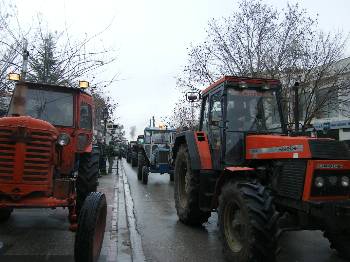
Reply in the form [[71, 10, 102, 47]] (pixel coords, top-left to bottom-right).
[[317, 164, 344, 169], [249, 144, 304, 155]]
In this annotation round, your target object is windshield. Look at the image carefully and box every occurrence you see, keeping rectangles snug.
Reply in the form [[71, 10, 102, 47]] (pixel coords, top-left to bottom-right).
[[9, 87, 74, 126], [151, 131, 173, 144], [226, 89, 282, 132]]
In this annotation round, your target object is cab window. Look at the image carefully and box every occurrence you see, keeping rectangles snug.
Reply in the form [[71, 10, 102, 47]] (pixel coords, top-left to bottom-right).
[[80, 103, 92, 129]]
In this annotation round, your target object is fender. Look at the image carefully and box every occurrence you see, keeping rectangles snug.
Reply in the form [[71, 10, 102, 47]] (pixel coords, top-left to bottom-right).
[[173, 131, 212, 170], [211, 166, 256, 209]]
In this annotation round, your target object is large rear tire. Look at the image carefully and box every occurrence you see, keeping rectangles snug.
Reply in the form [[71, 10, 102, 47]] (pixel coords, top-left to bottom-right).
[[218, 181, 278, 262], [324, 230, 350, 259], [174, 144, 210, 225], [74, 192, 107, 262], [76, 149, 99, 216], [0, 208, 13, 223]]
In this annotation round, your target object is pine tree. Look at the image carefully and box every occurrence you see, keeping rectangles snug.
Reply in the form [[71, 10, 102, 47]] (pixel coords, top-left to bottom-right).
[[28, 33, 65, 85]]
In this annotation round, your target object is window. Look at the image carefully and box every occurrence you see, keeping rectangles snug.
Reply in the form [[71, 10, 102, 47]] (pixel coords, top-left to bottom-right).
[[80, 103, 92, 129], [316, 87, 339, 119], [9, 88, 74, 126], [201, 96, 209, 133], [209, 91, 222, 150]]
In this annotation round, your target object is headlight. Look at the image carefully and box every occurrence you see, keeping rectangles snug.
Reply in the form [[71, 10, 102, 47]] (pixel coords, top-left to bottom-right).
[[314, 177, 325, 188], [341, 176, 349, 187], [57, 133, 70, 146]]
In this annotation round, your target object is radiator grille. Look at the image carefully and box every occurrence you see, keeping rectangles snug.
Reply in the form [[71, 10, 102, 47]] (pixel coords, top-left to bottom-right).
[[277, 160, 307, 199], [0, 128, 15, 182], [23, 131, 52, 182], [158, 150, 169, 164], [309, 140, 350, 159], [0, 128, 52, 184]]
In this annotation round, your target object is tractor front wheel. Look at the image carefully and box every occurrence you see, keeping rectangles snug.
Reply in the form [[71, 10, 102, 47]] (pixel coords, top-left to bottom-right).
[[142, 166, 149, 185], [138, 152, 145, 180], [324, 230, 350, 259], [74, 192, 107, 262], [76, 149, 99, 216], [218, 181, 278, 262], [174, 144, 210, 225], [0, 208, 13, 222], [131, 153, 138, 167]]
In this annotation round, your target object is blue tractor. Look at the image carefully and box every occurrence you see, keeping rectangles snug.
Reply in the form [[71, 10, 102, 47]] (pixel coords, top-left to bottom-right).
[[137, 126, 176, 184]]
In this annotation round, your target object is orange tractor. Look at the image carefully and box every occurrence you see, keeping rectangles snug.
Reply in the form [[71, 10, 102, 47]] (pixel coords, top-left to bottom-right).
[[172, 76, 350, 261], [0, 79, 107, 262]]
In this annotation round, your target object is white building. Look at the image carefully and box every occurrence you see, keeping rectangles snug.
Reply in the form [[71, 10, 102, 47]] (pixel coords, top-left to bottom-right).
[[311, 57, 350, 140]]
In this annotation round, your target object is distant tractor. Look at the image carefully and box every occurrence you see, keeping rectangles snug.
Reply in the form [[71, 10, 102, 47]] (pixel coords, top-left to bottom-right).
[[172, 76, 350, 262], [126, 141, 136, 164], [138, 126, 176, 184], [0, 77, 107, 262]]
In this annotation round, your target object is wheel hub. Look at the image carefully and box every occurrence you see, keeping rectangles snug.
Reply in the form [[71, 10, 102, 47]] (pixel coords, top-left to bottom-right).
[[224, 203, 244, 253]]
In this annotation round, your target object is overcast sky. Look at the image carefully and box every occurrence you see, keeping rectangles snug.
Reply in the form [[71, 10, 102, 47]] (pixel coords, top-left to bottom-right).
[[13, 0, 350, 140]]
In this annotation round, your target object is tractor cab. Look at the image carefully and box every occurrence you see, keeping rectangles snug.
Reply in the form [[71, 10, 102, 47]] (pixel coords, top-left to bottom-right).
[[199, 76, 285, 168], [7, 81, 94, 174]]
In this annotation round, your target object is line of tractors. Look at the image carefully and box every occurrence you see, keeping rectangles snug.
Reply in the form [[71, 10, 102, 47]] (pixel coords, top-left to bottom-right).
[[125, 76, 350, 262], [1, 74, 350, 262]]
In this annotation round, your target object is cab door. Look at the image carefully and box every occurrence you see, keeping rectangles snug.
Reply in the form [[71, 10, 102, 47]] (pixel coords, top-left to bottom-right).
[[207, 89, 224, 170]]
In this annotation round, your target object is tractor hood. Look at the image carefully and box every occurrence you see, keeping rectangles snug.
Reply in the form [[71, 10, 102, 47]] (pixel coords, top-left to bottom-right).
[[246, 135, 350, 160], [0, 116, 58, 139]]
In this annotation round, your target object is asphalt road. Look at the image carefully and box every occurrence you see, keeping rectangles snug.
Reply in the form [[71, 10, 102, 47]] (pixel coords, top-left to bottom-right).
[[0, 173, 117, 262], [123, 160, 348, 262]]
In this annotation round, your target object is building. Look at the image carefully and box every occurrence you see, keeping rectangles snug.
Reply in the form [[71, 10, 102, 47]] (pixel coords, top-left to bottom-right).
[[310, 57, 350, 140]]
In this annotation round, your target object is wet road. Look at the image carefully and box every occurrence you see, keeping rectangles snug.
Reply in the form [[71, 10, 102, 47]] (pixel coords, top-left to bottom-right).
[[0, 174, 117, 262], [123, 160, 347, 262]]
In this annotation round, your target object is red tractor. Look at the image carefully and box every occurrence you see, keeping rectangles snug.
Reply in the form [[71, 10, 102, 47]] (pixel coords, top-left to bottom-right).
[[0, 79, 107, 262], [172, 76, 350, 261]]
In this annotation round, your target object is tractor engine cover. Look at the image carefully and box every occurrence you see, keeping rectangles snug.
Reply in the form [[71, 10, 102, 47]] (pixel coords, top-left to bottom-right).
[[0, 116, 58, 199]]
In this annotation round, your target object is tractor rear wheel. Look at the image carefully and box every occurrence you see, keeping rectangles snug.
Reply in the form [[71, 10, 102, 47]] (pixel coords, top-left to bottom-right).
[[126, 153, 131, 163], [174, 144, 210, 225], [74, 192, 107, 262], [0, 208, 13, 222], [142, 166, 149, 185], [138, 152, 145, 180], [76, 149, 99, 216], [218, 181, 278, 262], [324, 230, 350, 259]]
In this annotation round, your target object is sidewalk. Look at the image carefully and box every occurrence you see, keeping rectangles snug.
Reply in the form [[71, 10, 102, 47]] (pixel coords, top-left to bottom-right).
[[99, 159, 144, 262]]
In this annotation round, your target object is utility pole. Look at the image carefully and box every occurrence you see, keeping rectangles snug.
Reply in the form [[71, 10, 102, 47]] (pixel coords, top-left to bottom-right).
[[152, 116, 155, 127], [294, 82, 300, 132], [20, 39, 29, 81]]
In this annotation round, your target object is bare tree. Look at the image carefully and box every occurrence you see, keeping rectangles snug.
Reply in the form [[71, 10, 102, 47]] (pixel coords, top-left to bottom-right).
[[177, 0, 350, 130]]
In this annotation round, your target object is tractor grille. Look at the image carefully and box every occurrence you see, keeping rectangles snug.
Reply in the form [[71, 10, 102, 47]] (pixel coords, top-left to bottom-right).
[[0, 128, 15, 182], [158, 150, 169, 164], [24, 131, 52, 182], [309, 140, 350, 160], [0, 128, 52, 184], [277, 160, 307, 199]]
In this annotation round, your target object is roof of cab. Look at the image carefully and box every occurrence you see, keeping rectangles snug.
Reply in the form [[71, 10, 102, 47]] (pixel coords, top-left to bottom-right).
[[202, 76, 281, 95], [144, 126, 176, 132], [15, 81, 92, 96]]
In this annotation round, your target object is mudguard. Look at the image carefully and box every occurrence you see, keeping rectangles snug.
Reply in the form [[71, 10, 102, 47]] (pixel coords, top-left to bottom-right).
[[173, 131, 212, 170]]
